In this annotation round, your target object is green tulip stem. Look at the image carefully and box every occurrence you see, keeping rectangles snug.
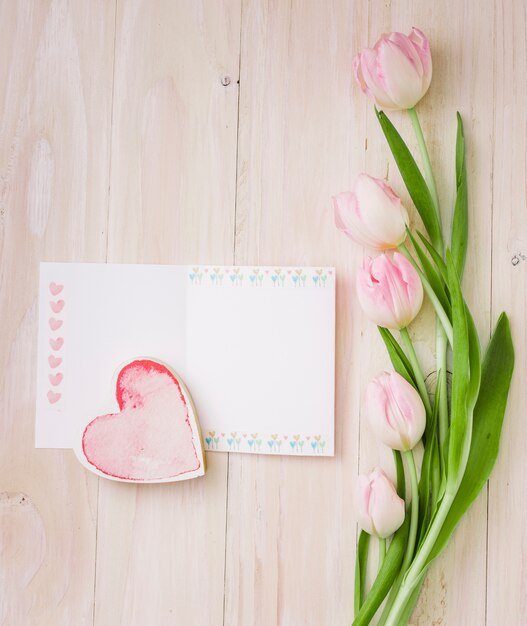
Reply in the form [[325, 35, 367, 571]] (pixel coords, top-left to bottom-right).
[[407, 108, 451, 454], [436, 325, 449, 448], [399, 327, 432, 415], [401, 449, 419, 574], [378, 537, 386, 571], [383, 490, 456, 626], [398, 243, 454, 347], [408, 107, 441, 226], [376, 450, 421, 625]]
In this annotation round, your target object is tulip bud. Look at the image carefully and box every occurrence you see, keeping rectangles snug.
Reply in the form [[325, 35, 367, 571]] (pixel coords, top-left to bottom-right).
[[356, 252, 423, 330], [365, 371, 426, 451], [356, 468, 405, 538], [333, 174, 409, 250], [353, 28, 432, 111]]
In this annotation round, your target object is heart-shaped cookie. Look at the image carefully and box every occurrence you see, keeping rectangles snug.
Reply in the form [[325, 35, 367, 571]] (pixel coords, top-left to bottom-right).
[[75, 359, 205, 483]]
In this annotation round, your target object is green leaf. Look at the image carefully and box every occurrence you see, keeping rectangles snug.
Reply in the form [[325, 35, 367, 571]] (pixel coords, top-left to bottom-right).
[[418, 232, 449, 286], [451, 113, 468, 279], [466, 305, 482, 410], [446, 251, 470, 488], [417, 376, 441, 546], [395, 574, 426, 624], [407, 230, 452, 319], [422, 313, 514, 567], [375, 108, 443, 251], [378, 327, 417, 388], [393, 449, 406, 500], [354, 531, 370, 614], [352, 518, 410, 626]]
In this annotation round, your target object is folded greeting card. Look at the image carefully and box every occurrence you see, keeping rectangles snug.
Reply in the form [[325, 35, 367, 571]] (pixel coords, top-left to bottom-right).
[[36, 263, 335, 458]]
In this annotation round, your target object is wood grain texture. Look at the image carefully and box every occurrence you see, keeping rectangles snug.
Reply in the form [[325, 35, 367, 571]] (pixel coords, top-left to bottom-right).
[[0, 1, 525, 625], [226, 2, 365, 624], [94, 2, 241, 625], [0, 1, 115, 624], [487, 1, 527, 624]]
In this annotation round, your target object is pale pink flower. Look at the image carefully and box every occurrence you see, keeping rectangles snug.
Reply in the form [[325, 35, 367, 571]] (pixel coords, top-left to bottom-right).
[[333, 174, 409, 250], [354, 28, 432, 111], [356, 252, 423, 329], [356, 468, 405, 538], [365, 371, 426, 451]]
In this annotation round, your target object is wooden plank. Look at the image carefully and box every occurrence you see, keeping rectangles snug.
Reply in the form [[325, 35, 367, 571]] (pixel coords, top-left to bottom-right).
[[0, 1, 115, 624], [225, 2, 367, 624], [93, 2, 241, 624], [487, 1, 527, 624]]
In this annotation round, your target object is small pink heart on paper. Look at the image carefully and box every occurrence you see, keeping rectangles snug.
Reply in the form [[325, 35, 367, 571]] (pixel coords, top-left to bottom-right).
[[49, 337, 64, 351], [49, 282, 64, 296], [47, 390, 61, 404], [49, 373, 63, 386], [49, 318, 63, 331], [48, 355, 62, 368], [50, 300, 65, 314]]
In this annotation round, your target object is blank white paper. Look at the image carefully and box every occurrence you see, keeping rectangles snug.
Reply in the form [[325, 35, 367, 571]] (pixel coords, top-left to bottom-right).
[[36, 263, 335, 456]]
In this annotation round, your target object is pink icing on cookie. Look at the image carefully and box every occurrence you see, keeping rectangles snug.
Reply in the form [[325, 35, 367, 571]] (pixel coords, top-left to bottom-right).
[[82, 360, 201, 481]]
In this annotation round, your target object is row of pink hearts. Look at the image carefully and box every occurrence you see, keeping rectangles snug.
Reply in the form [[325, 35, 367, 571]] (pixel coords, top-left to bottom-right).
[[48, 281, 64, 405]]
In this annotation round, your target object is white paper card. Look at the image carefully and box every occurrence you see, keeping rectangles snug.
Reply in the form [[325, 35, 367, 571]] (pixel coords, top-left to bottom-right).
[[36, 263, 335, 456]]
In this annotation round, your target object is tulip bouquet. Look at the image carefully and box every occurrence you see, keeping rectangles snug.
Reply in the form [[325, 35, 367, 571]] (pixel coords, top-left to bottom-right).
[[334, 29, 515, 625]]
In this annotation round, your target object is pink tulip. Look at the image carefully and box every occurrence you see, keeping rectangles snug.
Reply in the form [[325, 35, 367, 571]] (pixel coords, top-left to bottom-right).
[[356, 468, 405, 538], [353, 28, 432, 111], [333, 174, 409, 250], [356, 252, 423, 329], [365, 371, 426, 451]]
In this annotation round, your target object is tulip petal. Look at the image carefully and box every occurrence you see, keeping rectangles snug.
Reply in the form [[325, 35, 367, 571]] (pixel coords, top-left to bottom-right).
[[376, 37, 425, 109], [408, 27, 433, 91], [365, 371, 426, 452], [355, 49, 396, 110], [333, 175, 408, 250], [392, 252, 424, 317], [356, 469, 405, 538], [353, 28, 432, 111], [356, 252, 423, 330], [354, 175, 409, 249]]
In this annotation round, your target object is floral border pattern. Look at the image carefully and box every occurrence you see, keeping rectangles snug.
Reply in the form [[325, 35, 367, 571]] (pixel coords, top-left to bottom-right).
[[203, 431, 329, 455], [189, 266, 333, 288]]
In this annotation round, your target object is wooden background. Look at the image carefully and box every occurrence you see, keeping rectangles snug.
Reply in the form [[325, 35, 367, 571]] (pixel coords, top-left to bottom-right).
[[1, 1, 525, 624]]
